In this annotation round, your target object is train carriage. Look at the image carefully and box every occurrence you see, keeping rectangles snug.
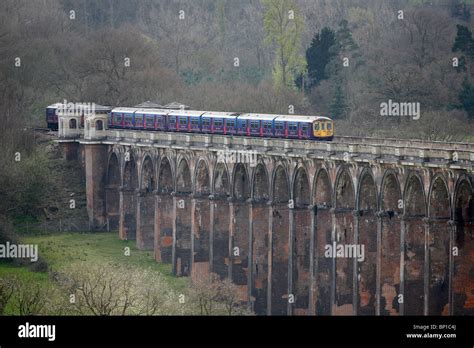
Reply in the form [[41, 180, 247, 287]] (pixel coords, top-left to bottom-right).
[[166, 110, 204, 132], [110, 107, 137, 129], [46, 103, 62, 130], [108, 106, 334, 141], [141, 108, 168, 130], [201, 111, 240, 135], [236, 113, 278, 137]]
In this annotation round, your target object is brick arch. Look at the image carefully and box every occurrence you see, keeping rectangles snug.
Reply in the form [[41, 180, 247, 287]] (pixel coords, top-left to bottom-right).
[[379, 169, 402, 316], [356, 168, 377, 211], [313, 166, 333, 315], [452, 175, 474, 315], [403, 171, 427, 315], [191, 157, 211, 283], [232, 163, 250, 200], [157, 156, 174, 193], [249, 161, 270, 315], [428, 174, 451, 219], [403, 172, 427, 217], [105, 152, 121, 231], [155, 156, 175, 263], [333, 165, 356, 315], [137, 155, 155, 250], [380, 170, 402, 213], [335, 166, 355, 209], [251, 161, 269, 201], [211, 161, 231, 279], [356, 167, 377, 315], [140, 155, 155, 192], [194, 158, 210, 195], [292, 166, 310, 208], [272, 164, 290, 203], [427, 174, 451, 315], [291, 165, 312, 314], [229, 163, 250, 297], [174, 156, 193, 276], [213, 161, 230, 198], [313, 167, 333, 208], [121, 153, 138, 240], [270, 163, 290, 315], [176, 157, 192, 194]]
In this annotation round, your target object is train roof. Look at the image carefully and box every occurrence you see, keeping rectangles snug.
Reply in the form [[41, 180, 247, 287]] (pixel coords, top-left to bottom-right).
[[166, 109, 206, 117], [201, 111, 241, 119], [275, 115, 332, 123], [238, 113, 279, 121], [47, 103, 63, 109], [134, 108, 170, 115], [111, 107, 140, 113]]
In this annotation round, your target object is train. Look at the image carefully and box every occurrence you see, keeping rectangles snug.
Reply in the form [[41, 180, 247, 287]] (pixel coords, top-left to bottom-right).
[[47, 104, 334, 140], [109, 108, 334, 140]]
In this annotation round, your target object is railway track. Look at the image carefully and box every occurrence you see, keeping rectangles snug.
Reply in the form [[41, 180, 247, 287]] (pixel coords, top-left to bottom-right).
[[333, 135, 474, 151]]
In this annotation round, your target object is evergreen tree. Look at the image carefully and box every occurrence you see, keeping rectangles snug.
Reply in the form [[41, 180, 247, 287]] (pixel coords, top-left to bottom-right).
[[329, 80, 347, 119], [459, 78, 474, 119], [335, 19, 363, 68], [301, 27, 337, 89], [452, 25, 474, 61]]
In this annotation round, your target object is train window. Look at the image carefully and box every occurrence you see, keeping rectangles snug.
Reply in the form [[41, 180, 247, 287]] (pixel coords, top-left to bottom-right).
[[215, 120, 223, 127], [321, 123, 325, 130], [145, 116, 154, 127], [327, 123, 332, 130], [289, 123, 297, 131], [227, 120, 235, 128], [191, 119, 199, 126], [275, 123, 283, 130], [203, 119, 210, 126], [314, 123, 320, 131], [251, 121, 259, 129], [179, 118, 187, 125], [301, 125, 308, 132]]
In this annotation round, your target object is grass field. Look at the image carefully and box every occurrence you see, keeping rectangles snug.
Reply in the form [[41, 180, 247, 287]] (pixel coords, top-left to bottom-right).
[[0, 231, 189, 314], [22, 231, 187, 290]]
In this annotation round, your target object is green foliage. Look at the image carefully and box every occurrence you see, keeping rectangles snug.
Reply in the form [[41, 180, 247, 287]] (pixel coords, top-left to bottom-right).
[[262, 0, 306, 91], [298, 27, 337, 89], [329, 80, 348, 119], [452, 24, 474, 60], [459, 78, 474, 119], [0, 149, 53, 219]]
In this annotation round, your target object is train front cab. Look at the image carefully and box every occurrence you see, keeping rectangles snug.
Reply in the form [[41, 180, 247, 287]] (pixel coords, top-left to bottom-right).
[[313, 118, 334, 140]]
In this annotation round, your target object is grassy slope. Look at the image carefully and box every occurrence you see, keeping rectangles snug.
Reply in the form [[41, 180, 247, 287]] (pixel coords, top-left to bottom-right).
[[22, 231, 187, 290], [0, 232, 188, 314]]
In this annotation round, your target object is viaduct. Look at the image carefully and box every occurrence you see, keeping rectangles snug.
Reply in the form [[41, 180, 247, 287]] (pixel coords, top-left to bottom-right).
[[56, 111, 474, 316]]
